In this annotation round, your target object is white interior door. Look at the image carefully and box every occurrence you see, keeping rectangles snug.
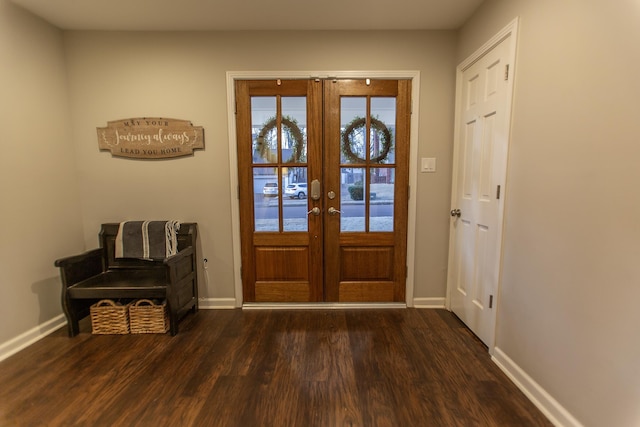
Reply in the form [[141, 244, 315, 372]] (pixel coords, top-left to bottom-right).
[[447, 25, 517, 348]]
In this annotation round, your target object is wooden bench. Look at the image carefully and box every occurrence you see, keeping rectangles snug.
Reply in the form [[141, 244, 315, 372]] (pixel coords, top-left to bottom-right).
[[54, 222, 199, 336]]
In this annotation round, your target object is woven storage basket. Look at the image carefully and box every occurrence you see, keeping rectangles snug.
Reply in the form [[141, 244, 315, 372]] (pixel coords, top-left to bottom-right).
[[129, 299, 169, 334], [90, 299, 131, 335]]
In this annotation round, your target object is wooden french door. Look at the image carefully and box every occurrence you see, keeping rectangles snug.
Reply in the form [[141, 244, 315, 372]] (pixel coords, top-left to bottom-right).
[[236, 78, 411, 303]]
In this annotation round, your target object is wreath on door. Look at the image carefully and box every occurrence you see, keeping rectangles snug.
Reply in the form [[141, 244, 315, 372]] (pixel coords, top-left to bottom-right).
[[256, 116, 305, 163], [341, 117, 393, 164]]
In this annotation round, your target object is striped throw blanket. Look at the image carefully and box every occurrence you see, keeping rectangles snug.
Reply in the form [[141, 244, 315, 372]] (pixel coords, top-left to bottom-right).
[[115, 220, 181, 260]]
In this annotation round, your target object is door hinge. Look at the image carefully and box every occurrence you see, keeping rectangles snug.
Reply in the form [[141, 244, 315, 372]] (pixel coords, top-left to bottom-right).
[[489, 295, 494, 309], [504, 64, 510, 81], [496, 185, 501, 200]]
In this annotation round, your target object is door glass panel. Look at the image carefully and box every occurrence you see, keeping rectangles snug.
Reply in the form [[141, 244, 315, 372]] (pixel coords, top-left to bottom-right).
[[283, 167, 308, 232], [252, 97, 277, 164], [252, 96, 309, 233], [341, 167, 366, 232], [340, 97, 367, 164], [282, 97, 307, 164], [370, 168, 394, 232], [370, 97, 396, 164], [254, 167, 279, 232]]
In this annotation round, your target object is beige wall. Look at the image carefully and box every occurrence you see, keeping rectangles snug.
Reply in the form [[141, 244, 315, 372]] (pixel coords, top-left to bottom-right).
[[0, 0, 83, 344], [62, 30, 458, 301], [459, 0, 640, 426]]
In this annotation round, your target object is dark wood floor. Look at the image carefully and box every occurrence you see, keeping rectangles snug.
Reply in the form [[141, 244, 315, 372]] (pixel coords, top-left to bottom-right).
[[0, 309, 552, 427]]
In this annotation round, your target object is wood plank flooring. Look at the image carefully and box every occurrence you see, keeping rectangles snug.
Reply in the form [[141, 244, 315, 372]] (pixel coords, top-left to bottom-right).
[[0, 309, 552, 426]]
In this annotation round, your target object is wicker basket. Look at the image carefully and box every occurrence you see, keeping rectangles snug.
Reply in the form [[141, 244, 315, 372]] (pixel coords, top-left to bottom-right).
[[129, 299, 169, 334], [90, 299, 131, 335]]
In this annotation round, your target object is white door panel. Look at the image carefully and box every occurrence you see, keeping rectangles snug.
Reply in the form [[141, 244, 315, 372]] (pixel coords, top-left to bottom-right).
[[448, 26, 517, 348]]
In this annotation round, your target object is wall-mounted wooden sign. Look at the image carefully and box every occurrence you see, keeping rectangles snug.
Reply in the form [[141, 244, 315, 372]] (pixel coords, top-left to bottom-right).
[[97, 118, 204, 159]]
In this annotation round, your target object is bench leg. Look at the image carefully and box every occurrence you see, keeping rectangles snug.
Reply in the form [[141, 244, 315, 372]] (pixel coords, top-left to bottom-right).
[[168, 308, 179, 336], [61, 294, 80, 337], [66, 317, 80, 337]]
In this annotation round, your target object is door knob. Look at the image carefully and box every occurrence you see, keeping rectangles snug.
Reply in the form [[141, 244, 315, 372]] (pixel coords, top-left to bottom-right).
[[328, 207, 341, 215], [307, 207, 321, 216], [450, 208, 461, 218]]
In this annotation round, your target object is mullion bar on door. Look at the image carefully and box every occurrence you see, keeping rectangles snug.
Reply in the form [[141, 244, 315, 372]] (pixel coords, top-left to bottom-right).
[[365, 96, 371, 232], [277, 95, 284, 232]]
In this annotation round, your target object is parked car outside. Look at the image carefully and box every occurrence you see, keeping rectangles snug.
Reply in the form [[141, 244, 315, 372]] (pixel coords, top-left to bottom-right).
[[262, 182, 278, 197], [285, 183, 307, 199]]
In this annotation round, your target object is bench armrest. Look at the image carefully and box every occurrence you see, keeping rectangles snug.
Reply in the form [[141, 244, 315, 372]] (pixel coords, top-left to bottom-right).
[[55, 248, 102, 268], [163, 246, 194, 266], [55, 248, 104, 287], [163, 247, 197, 310]]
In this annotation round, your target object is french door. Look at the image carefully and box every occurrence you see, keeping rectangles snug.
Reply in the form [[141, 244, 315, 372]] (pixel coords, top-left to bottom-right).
[[235, 78, 411, 303]]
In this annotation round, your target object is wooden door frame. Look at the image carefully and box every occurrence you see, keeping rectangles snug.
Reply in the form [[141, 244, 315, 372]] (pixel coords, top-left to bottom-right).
[[226, 71, 421, 307], [446, 18, 519, 352]]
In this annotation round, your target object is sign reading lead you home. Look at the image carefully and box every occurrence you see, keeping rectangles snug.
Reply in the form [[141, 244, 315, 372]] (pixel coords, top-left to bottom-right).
[[97, 118, 204, 159]]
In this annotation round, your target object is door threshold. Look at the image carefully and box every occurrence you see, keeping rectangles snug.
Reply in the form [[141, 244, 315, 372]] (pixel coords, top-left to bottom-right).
[[243, 302, 407, 310]]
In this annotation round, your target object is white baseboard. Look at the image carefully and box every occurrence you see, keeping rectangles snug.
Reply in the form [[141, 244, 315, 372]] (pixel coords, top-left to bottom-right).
[[0, 314, 67, 363], [412, 297, 446, 308], [198, 298, 238, 309], [492, 347, 584, 427]]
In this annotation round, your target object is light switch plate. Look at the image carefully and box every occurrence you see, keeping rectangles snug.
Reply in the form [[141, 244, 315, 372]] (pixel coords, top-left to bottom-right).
[[421, 157, 436, 173]]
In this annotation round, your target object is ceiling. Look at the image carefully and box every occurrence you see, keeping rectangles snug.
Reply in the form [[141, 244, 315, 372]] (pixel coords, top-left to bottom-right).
[[11, 0, 485, 31]]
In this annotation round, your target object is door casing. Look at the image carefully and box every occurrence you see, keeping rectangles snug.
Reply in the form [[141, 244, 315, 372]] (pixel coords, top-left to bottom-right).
[[226, 71, 421, 307]]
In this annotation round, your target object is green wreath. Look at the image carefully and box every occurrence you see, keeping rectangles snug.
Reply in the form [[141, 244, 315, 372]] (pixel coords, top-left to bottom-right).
[[256, 116, 305, 163], [341, 117, 393, 164]]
